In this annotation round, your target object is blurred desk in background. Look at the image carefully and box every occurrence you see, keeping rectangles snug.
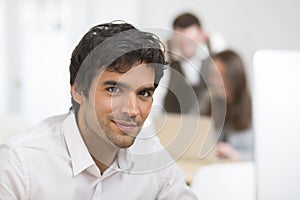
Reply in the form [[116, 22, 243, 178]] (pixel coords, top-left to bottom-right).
[[177, 157, 235, 185], [153, 113, 220, 184]]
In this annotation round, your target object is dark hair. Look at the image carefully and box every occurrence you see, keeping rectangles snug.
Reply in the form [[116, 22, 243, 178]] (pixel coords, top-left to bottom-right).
[[69, 22, 167, 113], [214, 50, 252, 131], [173, 13, 201, 29]]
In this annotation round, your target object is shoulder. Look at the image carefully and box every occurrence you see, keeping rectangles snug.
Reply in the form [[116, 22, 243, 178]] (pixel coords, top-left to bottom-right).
[[129, 132, 183, 180], [227, 128, 254, 157], [0, 143, 29, 199], [128, 130, 197, 198], [1, 113, 70, 162], [229, 128, 253, 139]]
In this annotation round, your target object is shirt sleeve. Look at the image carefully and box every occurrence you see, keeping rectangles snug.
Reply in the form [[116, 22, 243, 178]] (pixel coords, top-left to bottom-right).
[[0, 143, 28, 200], [156, 163, 198, 200]]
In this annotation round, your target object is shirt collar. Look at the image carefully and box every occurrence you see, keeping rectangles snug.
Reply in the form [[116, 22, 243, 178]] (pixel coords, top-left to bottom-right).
[[115, 148, 135, 173], [62, 112, 94, 176], [62, 112, 135, 176]]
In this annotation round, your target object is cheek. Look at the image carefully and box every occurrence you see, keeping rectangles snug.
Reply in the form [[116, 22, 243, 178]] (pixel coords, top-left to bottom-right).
[[209, 74, 221, 90], [94, 96, 114, 114], [209, 76, 225, 97], [139, 102, 152, 119]]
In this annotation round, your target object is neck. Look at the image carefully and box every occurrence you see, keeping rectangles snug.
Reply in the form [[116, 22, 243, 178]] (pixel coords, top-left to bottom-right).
[[75, 112, 119, 174], [92, 154, 116, 175], [88, 135, 119, 174]]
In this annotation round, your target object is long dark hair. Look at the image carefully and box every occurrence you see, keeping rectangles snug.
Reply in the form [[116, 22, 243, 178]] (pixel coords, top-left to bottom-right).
[[217, 50, 252, 130], [208, 50, 252, 131]]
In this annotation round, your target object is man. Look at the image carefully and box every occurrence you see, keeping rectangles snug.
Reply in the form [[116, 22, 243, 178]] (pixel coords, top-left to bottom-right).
[[161, 13, 216, 114], [0, 22, 197, 199]]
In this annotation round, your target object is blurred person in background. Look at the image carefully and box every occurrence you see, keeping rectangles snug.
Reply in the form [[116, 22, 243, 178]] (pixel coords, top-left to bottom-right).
[[156, 12, 226, 114], [201, 50, 253, 161]]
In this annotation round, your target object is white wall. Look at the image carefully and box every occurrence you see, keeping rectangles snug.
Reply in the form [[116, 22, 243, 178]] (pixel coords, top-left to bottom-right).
[[0, 0, 6, 115], [70, 0, 141, 49]]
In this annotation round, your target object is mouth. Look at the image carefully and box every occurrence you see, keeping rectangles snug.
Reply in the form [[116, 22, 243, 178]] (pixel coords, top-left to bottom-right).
[[112, 120, 140, 134]]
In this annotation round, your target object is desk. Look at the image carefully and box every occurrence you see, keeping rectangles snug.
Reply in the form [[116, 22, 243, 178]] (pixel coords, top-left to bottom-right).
[[176, 157, 235, 185]]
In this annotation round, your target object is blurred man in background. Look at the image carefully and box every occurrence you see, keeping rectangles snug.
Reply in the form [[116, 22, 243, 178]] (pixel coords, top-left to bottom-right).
[[160, 12, 226, 114]]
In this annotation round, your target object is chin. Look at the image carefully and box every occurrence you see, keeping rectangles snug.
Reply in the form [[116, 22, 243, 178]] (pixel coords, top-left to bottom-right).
[[114, 142, 134, 149], [111, 136, 136, 149]]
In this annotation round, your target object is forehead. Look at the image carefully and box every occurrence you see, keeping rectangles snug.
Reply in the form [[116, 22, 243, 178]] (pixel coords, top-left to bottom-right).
[[96, 63, 155, 87], [175, 25, 201, 35]]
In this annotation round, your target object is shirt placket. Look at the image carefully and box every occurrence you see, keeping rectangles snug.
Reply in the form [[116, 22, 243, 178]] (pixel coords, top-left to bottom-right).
[[90, 164, 118, 199], [92, 179, 103, 200]]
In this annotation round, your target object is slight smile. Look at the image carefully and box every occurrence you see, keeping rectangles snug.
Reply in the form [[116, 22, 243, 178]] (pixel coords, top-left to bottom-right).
[[112, 120, 139, 134]]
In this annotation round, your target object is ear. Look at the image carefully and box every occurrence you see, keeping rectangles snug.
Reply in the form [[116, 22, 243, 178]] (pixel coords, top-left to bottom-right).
[[71, 84, 84, 105]]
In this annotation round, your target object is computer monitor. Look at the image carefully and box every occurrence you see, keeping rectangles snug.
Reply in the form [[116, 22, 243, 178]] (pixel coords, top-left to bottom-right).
[[253, 49, 300, 200]]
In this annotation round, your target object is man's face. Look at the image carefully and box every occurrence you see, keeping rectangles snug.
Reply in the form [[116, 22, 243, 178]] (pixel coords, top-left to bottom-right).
[[74, 63, 155, 149], [173, 25, 206, 59]]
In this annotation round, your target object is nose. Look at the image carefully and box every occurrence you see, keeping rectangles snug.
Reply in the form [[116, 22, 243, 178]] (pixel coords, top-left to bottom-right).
[[120, 93, 139, 117]]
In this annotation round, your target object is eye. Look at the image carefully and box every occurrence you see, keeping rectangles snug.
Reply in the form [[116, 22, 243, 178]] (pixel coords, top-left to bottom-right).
[[139, 90, 153, 98], [107, 86, 122, 94]]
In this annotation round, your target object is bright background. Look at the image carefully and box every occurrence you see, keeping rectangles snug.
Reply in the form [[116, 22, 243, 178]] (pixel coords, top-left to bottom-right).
[[0, 0, 299, 126]]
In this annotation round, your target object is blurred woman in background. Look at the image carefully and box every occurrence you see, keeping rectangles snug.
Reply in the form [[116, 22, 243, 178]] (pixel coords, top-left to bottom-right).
[[201, 50, 253, 161]]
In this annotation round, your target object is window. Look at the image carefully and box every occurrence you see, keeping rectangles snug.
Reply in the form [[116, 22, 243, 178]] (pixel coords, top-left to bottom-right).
[[0, 0, 7, 115], [19, 0, 72, 124]]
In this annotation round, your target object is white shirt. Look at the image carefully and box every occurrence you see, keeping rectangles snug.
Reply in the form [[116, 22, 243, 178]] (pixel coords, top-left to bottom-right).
[[0, 112, 197, 200], [181, 45, 209, 86]]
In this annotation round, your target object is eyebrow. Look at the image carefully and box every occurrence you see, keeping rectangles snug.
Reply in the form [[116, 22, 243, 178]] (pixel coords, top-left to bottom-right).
[[139, 86, 155, 92], [101, 80, 129, 89], [102, 80, 155, 91]]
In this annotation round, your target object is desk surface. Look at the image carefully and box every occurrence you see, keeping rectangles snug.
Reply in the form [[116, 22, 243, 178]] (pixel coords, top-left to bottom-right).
[[176, 157, 235, 185]]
